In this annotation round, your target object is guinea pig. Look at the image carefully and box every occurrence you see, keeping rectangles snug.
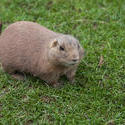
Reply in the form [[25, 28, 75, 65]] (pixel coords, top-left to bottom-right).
[[0, 21, 84, 88]]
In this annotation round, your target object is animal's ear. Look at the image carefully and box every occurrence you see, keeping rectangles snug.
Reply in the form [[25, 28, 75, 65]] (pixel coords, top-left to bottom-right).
[[50, 39, 58, 48]]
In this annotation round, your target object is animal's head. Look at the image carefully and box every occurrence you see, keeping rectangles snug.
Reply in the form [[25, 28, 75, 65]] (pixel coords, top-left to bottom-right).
[[48, 35, 84, 67]]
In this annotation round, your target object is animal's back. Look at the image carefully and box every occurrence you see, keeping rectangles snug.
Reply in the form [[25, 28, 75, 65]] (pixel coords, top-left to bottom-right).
[[0, 21, 57, 73]]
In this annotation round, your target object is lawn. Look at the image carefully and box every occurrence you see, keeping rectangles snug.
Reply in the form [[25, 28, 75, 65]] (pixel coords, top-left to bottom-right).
[[0, 0, 125, 124]]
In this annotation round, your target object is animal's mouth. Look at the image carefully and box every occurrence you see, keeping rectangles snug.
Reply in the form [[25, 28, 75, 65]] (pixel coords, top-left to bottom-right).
[[70, 63, 76, 65], [67, 61, 79, 66], [61, 60, 79, 67]]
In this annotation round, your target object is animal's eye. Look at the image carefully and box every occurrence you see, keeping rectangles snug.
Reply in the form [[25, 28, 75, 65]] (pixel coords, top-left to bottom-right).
[[60, 46, 65, 51]]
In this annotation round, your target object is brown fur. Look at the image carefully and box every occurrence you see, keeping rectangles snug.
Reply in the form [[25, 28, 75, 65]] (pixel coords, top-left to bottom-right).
[[0, 21, 84, 88]]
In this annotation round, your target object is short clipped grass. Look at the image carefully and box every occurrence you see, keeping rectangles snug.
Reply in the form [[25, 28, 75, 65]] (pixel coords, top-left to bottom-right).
[[0, 0, 125, 124]]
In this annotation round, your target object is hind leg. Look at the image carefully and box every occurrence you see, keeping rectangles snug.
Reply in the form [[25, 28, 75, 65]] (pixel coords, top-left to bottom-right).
[[2, 64, 25, 80], [2, 64, 15, 74]]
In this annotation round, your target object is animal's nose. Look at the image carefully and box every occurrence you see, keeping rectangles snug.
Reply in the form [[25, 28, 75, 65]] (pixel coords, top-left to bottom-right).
[[72, 57, 79, 62], [72, 59, 78, 62], [72, 54, 79, 62]]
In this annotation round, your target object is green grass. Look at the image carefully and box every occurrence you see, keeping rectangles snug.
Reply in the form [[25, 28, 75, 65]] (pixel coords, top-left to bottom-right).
[[0, 0, 125, 124]]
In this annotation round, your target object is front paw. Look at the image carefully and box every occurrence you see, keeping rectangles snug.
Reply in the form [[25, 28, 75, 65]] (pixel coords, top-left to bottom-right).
[[69, 79, 76, 85]]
